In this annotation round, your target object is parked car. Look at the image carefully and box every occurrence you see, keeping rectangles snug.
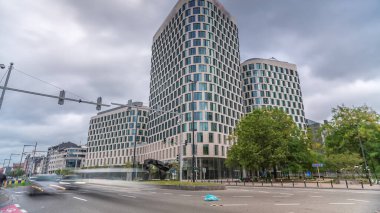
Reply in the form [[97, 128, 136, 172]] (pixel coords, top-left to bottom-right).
[[58, 175, 85, 190], [28, 174, 64, 196]]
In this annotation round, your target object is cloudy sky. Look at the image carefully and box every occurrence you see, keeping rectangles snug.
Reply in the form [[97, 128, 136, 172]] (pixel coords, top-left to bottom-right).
[[1, 0, 379, 164]]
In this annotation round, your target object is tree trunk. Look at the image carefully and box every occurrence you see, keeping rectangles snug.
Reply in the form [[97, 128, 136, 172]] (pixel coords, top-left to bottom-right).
[[273, 166, 278, 179]]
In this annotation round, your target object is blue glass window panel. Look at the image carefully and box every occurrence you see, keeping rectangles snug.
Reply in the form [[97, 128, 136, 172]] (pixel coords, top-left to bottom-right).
[[194, 92, 202, 100]]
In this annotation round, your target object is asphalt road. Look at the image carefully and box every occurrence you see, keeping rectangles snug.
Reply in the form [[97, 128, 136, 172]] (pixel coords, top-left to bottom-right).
[[7, 184, 380, 213]]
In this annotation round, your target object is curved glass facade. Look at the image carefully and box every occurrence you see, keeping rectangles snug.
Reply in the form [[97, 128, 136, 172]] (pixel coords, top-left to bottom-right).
[[241, 58, 306, 129], [147, 0, 243, 164]]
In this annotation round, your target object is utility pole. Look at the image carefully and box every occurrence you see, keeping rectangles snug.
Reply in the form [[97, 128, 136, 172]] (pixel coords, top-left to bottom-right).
[[0, 62, 13, 110]]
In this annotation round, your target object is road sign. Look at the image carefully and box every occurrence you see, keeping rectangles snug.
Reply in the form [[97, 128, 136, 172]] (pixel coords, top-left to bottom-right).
[[312, 163, 324, 168]]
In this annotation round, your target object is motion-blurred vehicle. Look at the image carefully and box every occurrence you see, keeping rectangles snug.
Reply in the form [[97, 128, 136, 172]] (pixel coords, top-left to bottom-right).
[[58, 175, 85, 190], [28, 174, 64, 196]]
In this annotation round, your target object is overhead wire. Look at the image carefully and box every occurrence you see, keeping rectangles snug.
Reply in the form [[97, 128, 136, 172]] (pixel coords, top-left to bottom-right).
[[13, 68, 86, 99]]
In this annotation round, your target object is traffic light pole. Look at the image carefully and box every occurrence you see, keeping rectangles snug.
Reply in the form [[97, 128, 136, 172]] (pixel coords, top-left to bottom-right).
[[0, 62, 109, 111], [0, 86, 109, 110], [0, 62, 13, 110]]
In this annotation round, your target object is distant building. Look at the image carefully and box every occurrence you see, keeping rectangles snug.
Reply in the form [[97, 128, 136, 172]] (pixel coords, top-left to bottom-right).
[[46, 142, 86, 174], [306, 119, 325, 144], [85, 102, 150, 168], [12, 163, 24, 170], [241, 58, 306, 129], [24, 154, 46, 175]]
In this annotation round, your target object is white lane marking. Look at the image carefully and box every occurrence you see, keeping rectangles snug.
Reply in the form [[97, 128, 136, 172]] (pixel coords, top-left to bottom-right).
[[311, 196, 322, 198], [149, 191, 157, 194], [180, 194, 192, 197], [279, 193, 294, 196], [232, 196, 253, 198], [122, 195, 136, 198], [347, 199, 369, 203], [328, 203, 355, 205], [211, 204, 248, 207], [240, 189, 249, 192], [162, 192, 172, 195], [258, 191, 269, 193], [274, 203, 300, 206], [272, 196, 290, 198], [21, 210, 27, 213], [15, 192, 26, 194], [73, 197, 88, 202], [15, 204, 20, 207]]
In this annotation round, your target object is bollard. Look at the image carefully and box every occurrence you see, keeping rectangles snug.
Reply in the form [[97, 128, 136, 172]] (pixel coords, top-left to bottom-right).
[[330, 180, 333, 188], [345, 180, 348, 189], [304, 179, 306, 188], [292, 180, 295, 188], [281, 179, 283, 187], [270, 179, 273, 187], [360, 180, 364, 189], [317, 181, 319, 188]]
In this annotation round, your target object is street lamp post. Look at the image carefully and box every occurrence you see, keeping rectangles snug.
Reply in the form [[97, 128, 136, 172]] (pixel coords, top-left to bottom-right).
[[189, 80, 196, 183], [7, 153, 20, 176], [132, 108, 139, 181], [2, 159, 10, 168], [358, 135, 372, 186], [19, 144, 35, 172], [355, 123, 372, 186]]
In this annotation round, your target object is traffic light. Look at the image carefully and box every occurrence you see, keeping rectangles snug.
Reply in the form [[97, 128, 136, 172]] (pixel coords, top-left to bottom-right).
[[176, 154, 179, 161], [58, 90, 65, 105], [96, 97, 102, 111]]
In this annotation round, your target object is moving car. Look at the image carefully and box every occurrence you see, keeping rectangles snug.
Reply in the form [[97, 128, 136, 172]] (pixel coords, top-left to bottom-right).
[[28, 174, 64, 196], [58, 175, 85, 190]]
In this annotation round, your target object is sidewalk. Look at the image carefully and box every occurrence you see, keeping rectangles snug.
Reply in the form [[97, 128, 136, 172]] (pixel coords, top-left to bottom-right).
[[0, 189, 11, 208], [223, 180, 380, 191]]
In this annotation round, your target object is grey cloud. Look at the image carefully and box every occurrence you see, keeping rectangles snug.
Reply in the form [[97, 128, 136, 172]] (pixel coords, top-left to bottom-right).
[[1, 0, 380, 160], [222, 0, 380, 81]]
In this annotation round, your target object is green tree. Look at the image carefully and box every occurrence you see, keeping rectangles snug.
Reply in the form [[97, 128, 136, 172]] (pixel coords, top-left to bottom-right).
[[56, 168, 72, 175], [227, 108, 311, 179], [14, 168, 25, 177], [123, 161, 133, 168], [323, 105, 380, 179]]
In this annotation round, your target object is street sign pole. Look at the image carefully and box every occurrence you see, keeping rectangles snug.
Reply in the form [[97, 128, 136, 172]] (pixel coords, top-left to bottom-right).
[[317, 166, 320, 179]]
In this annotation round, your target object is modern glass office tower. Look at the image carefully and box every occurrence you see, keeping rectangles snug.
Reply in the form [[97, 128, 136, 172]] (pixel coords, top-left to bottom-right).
[[241, 58, 306, 129], [85, 102, 150, 167], [147, 0, 243, 179]]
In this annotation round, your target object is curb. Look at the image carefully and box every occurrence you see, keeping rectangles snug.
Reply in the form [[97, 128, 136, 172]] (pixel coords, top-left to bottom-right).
[[225, 185, 380, 191], [159, 185, 226, 191]]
